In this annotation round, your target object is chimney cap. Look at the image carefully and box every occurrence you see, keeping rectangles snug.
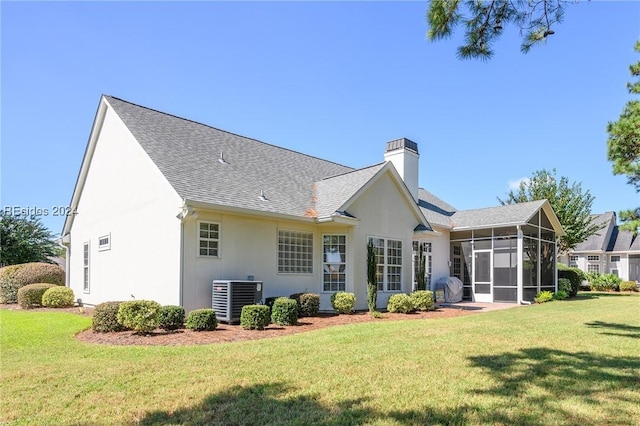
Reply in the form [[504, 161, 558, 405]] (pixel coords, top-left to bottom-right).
[[385, 138, 418, 154]]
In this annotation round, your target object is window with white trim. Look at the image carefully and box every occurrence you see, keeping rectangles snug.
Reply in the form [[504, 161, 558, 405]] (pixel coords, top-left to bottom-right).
[[370, 237, 402, 292], [610, 255, 621, 262], [323, 235, 346, 292], [611, 269, 619, 276], [587, 255, 600, 261], [587, 264, 600, 274], [198, 222, 219, 257], [569, 255, 579, 262], [98, 234, 111, 251], [83, 241, 90, 292], [413, 241, 432, 290], [278, 230, 313, 273]]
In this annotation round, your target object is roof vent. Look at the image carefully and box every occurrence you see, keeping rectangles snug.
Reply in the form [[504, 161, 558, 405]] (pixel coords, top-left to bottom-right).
[[259, 189, 268, 202], [218, 152, 229, 164]]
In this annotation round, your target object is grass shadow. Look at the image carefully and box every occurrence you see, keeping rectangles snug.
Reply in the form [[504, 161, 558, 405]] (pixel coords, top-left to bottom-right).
[[585, 321, 640, 339], [467, 347, 640, 424]]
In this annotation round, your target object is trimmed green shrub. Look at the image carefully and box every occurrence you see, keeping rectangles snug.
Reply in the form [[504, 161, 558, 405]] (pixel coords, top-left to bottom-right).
[[553, 290, 568, 300], [0, 262, 65, 304], [620, 281, 638, 292], [265, 296, 284, 313], [331, 292, 356, 314], [558, 268, 582, 297], [186, 308, 218, 331], [93, 301, 128, 332], [590, 273, 622, 292], [289, 292, 320, 317], [558, 278, 572, 295], [534, 290, 554, 304], [387, 293, 415, 313], [117, 300, 161, 333], [159, 305, 185, 331], [271, 297, 298, 326], [42, 286, 75, 308], [410, 290, 435, 311], [17, 283, 57, 309], [240, 305, 271, 330]]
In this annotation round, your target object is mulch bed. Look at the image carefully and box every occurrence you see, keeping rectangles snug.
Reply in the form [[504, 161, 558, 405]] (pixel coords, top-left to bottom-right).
[[2, 304, 476, 346]]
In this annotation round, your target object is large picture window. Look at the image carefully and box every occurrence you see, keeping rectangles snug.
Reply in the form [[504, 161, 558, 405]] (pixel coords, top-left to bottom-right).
[[323, 235, 346, 292], [278, 230, 313, 274], [369, 237, 402, 292], [198, 222, 219, 257]]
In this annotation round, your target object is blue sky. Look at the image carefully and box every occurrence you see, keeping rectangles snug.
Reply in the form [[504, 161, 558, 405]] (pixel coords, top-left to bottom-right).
[[2, 1, 639, 237]]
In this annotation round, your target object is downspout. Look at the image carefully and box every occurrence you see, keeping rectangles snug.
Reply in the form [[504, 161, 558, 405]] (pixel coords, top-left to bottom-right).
[[59, 236, 71, 288], [179, 219, 185, 308]]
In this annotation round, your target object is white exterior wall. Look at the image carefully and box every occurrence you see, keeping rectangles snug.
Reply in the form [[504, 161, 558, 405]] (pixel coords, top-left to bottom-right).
[[415, 225, 451, 291], [181, 210, 351, 313], [68, 106, 183, 307], [181, 170, 424, 312], [347, 174, 422, 310]]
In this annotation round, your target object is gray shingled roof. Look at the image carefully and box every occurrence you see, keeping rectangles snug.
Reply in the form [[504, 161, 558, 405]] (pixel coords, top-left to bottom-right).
[[574, 212, 615, 252], [314, 163, 386, 218], [105, 96, 355, 218], [606, 225, 640, 252], [451, 200, 547, 229], [418, 189, 456, 228]]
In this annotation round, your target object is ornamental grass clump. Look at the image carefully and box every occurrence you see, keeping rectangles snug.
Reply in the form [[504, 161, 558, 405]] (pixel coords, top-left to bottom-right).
[[41, 286, 75, 308], [117, 300, 161, 334], [186, 308, 218, 331], [92, 301, 128, 332], [620, 281, 638, 292], [240, 305, 271, 330], [387, 293, 415, 314], [331, 292, 356, 314], [17, 283, 58, 309], [158, 305, 185, 331], [534, 291, 554, 304], [271, 297, 298, 326]]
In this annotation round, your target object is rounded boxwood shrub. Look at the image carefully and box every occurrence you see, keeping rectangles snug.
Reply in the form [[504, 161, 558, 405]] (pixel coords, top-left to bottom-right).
[[289, 292, 320, 317], [387, 293, 415, 313], [265, 296, 284, 313], [0, 262, 65, 304], [409, 290, 435, 311], [620, 281, 638, 292], [240, 305, 271, 330], [558, 278, 572, 295], [331, 292, 356, 314], [93, 301, 128, 332], [42, 286, 75, 308], [17, 283, 58, 309], [271, 297, 298, 326], [186, 308, 218, 331], [553, 290, 568, 300], [558, 268, 582, 297], [117, 300, 161, 333], [159, 305, 185, 331]]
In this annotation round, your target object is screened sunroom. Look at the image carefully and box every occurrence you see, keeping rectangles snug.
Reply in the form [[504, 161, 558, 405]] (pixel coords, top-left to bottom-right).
[[448, 200, 564, 303]]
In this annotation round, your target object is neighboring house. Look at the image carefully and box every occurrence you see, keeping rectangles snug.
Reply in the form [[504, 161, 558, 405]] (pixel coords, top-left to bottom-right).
[[61, 96, 564, 312], [560, 212, 640, 282]]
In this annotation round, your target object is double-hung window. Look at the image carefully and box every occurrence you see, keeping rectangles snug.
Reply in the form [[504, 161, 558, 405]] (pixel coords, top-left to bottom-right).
[[278, 230, 313, 274], [198, 222, 220, 257], [323, 235, 346, 291], [370, 237, 402, 292]]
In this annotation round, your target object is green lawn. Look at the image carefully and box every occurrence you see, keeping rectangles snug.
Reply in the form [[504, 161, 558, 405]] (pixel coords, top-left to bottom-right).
[[1, 293, 639, 425]]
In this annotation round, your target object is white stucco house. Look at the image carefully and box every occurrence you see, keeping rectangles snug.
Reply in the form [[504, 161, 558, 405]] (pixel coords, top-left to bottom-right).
[[559, 212, 640, 282], [62, 95, 564, 312]]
